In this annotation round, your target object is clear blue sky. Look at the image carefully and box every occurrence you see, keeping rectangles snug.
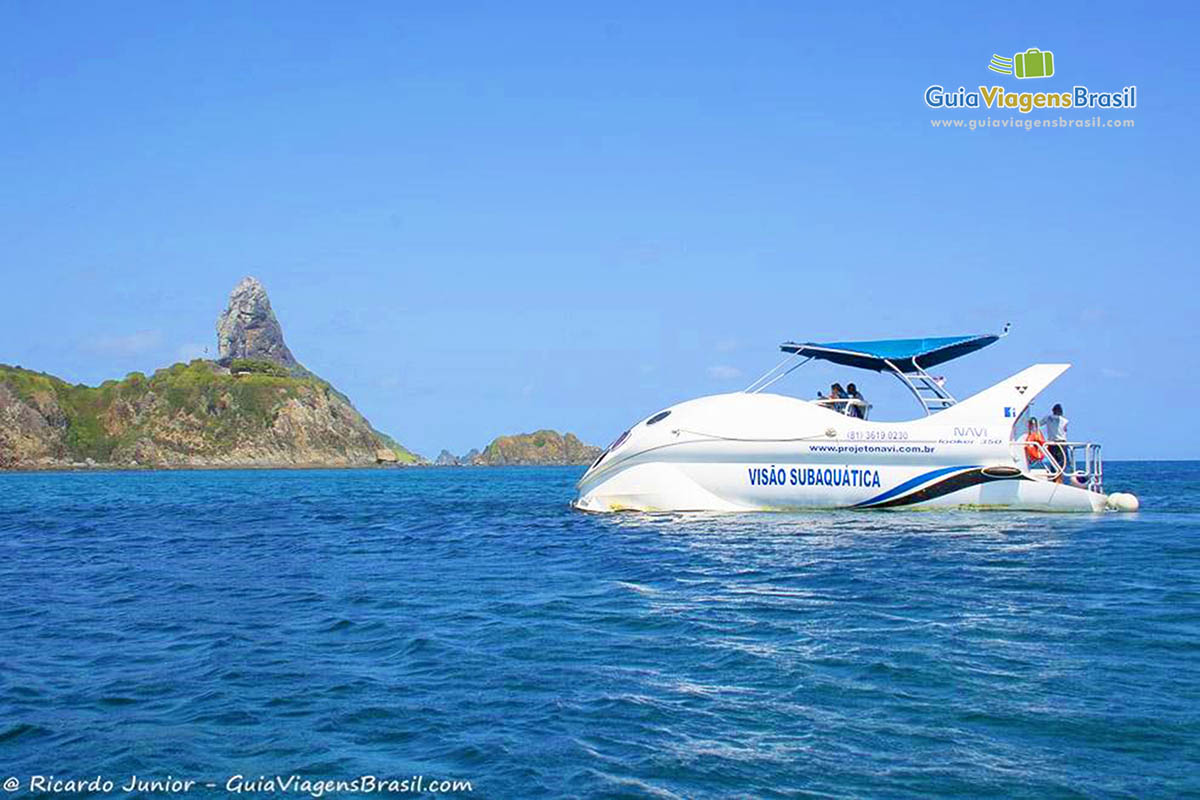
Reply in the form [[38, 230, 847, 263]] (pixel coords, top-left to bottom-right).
[[2, 2, 1196, 459]]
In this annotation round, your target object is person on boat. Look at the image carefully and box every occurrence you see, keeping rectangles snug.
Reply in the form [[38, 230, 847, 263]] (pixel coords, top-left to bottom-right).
[[828, 383, 845, 413], [1040, 404, 1070, 472], [1024, 418, 1046, 467], [846, 383, 866, 419]]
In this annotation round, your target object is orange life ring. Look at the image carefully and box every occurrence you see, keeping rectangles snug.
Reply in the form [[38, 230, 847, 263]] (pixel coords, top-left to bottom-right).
[[1024, 432, 1045, 462]]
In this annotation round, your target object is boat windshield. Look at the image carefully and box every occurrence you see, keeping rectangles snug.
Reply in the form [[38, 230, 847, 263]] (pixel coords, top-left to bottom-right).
[[812, 397, 871, 419]]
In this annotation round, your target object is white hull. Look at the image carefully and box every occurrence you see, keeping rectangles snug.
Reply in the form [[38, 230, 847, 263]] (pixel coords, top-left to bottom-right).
[[574, 364, 1119, 514], [574, 459, 1108, 512]]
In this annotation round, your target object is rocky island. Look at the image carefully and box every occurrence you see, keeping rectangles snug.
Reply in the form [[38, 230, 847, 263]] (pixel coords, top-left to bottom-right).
[[0, 278, 419, 469], [436, 431, 601, 466]]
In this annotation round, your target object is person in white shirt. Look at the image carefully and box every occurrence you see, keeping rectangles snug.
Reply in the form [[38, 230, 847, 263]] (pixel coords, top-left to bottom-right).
[[1040, 404, 1070, 473]]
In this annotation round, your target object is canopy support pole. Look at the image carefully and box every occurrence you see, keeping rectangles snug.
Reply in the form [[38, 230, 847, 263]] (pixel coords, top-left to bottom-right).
[[885, 358, 957, 416], [745, 354, 811, 394]]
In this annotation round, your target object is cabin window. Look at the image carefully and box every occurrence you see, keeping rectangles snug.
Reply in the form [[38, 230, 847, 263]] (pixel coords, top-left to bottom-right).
[[590, 428, 632, 471], [646, 410, 671, 426]]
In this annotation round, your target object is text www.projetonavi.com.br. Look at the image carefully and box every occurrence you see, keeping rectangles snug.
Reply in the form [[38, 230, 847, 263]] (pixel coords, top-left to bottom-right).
[[931, 116, 1134, 131], [808, 444, 936, 455]]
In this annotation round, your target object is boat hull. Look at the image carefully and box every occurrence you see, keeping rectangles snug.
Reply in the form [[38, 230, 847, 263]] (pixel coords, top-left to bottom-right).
[[573, 459, 1108, 513]]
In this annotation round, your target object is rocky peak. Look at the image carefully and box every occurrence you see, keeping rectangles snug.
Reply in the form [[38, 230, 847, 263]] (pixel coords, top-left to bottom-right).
[[216, 277, 298, 367]]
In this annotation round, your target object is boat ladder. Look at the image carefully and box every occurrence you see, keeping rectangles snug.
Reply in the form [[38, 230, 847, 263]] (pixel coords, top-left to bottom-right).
[[885, 361, 957, 415]]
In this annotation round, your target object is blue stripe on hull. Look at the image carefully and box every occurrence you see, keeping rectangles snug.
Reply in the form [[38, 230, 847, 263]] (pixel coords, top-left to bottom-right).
[[855, 465, 976, 508]]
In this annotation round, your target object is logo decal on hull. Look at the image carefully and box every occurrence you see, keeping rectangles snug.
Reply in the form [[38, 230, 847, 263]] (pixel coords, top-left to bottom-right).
[[854, 466, 1030, 509], [954, 426, 988, 437]]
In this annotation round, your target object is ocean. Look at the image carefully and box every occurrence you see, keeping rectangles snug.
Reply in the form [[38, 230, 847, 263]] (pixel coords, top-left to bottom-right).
[[0, 462, 1196, 798]]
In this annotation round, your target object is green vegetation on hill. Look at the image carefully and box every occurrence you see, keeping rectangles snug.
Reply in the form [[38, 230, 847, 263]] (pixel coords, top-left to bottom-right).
[[229, 358, 291, 377], [375, 431, 419, 462], [475, 429, 601, 466], [0, 360, 419, 467]]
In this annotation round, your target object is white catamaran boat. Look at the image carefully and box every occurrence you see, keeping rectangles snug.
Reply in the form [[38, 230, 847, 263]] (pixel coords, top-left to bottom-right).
[[574, 328, 1139, 513]]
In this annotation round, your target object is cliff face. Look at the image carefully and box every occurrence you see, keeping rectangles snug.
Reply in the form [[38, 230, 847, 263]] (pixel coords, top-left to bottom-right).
[[216, 277, 299, 368], [0, 361, 419, 468], [0, 277, 420, 469], [473, 430, 601, 466]]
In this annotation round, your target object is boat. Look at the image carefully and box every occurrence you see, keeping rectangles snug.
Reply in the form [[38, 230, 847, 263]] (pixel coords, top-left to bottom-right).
[[573, 327, 1140, 513]]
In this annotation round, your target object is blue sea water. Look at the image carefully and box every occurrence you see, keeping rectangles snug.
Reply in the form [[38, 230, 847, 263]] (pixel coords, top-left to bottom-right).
[[0, 463, 1197, 799]]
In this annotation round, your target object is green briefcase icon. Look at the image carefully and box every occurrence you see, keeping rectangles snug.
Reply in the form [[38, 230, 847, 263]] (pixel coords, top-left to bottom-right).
[[1014, 47, 1054, 78]]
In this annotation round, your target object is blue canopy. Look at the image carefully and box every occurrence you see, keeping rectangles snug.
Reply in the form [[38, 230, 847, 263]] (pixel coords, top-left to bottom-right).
[[780, 333, 1002, 373]]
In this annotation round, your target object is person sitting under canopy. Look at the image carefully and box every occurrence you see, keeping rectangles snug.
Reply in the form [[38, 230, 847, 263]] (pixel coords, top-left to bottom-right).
[[846, 383, 867, 419]]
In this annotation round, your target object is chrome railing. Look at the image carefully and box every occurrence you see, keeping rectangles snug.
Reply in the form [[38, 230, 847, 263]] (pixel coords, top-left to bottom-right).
[[812, 397, 872, 419], [1011, 440, 1103, 492]]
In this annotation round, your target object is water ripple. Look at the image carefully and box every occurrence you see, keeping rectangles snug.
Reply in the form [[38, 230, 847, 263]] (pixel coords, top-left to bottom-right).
[[0, 463, 1196, 797]]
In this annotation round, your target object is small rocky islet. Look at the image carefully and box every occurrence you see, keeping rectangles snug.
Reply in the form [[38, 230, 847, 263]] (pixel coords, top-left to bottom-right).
[[435, 433, 601, 467], [0, 278, 599, 470]]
